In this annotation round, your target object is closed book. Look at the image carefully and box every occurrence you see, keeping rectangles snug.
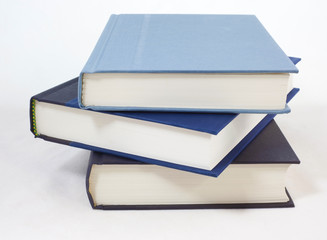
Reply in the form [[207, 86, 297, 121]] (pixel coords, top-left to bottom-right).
[[79, 14, 299, 113], [30, 77, 298, 177], [86, 120, 300, 210]]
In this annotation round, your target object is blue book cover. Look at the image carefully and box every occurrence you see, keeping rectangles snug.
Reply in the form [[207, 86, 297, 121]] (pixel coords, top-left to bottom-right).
[[86, 120, 299, 210], [81, 14, 297, 73], [30, 78, 299, 177], [78, 14, 298, 112]]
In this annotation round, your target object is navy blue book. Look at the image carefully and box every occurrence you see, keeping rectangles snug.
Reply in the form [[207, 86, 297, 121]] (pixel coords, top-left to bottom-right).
[[79, 14, 298, 113], [86, 120, 300, 210], [30, 76, 299, 177]]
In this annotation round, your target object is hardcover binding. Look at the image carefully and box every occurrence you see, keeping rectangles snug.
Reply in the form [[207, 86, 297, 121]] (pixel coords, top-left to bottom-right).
[[77, 14, 300, 112], [30, 56, 300, 136], [86, 158, 295, 210], [86, 153, 295, 209], [85, 118, 300, 210], [30, 58, 299, 177], [30, 88, 299, 177]]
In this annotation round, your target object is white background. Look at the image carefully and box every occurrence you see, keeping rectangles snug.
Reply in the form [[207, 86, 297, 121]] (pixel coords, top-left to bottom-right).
[[1, 0, 327, 239]]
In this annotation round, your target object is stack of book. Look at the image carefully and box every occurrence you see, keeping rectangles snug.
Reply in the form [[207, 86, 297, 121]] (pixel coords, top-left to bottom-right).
[[30, 14, 300, 210]]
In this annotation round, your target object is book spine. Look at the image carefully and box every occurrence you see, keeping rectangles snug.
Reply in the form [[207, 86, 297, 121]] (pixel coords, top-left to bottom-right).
[[30, 98, 38, 137], [29, 78, 78, 137]]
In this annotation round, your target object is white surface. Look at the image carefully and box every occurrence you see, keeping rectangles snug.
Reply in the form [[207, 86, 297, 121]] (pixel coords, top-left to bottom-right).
[[1, 0, 327, 239]]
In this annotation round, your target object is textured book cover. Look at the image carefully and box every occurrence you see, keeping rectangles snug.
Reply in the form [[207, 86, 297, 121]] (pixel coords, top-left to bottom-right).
[[80, 14, 298, 74], [30, 77, 299, 177], [78, 14, 299, 112], [86, 120, 300, 210]]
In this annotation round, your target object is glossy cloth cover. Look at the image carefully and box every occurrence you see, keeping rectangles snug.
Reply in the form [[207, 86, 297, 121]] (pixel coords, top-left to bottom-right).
[[86, 120, 299, 210], [30, 76, 299, 177]]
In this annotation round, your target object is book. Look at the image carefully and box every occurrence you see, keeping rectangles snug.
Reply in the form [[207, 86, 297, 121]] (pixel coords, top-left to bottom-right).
[[86, 120, 300, 210], [79, 14, 299, 113], [30, 77, 298, 177]]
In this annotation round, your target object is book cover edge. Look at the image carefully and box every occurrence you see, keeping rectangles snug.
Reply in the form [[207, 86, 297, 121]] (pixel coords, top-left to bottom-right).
[[78, 57, 300, 111], [30, 89, 299, 177], [87, 187, 294, 210]]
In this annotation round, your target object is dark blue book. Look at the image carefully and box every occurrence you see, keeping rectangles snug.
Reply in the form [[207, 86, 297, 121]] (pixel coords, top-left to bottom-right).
[[30, 77, 298, 177], [79, 14, 298, 113], [86, 120, 300, 210]]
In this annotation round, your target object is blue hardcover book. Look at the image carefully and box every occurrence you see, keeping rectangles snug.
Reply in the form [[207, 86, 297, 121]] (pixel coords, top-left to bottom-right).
[[79, 14, 298, 113], [30, 76, 299, 177], [86, 120, 300, 210]]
